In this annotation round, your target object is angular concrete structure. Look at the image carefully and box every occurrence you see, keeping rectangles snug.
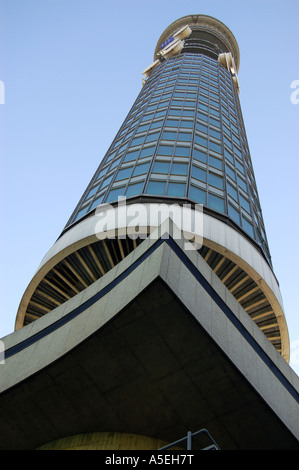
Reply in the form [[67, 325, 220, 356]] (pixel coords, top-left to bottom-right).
[[1, 223, 299, 449]]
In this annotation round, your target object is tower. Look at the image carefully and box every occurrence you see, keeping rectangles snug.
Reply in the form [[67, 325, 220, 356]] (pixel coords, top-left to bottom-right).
[[1, 14, 299, 450]]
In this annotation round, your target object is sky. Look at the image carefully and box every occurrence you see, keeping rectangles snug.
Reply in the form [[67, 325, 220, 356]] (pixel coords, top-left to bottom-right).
[[0, 0, 298, 375]]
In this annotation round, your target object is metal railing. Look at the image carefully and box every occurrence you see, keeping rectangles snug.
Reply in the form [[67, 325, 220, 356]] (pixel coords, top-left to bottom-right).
[[158, 428, 220, 451]]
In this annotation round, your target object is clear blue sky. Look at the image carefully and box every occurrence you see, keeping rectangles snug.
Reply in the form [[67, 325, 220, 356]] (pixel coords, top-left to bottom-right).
[[0, 0, 298, 375]]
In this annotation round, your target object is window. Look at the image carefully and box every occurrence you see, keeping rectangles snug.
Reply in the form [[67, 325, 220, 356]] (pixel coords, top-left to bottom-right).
[[194, 135, 208, 148], [106, 186, 125, 202], [86, 184, 100, 199], [162, 131, 176, 141], [209, 156, 223, 170], [237, 176, 247, 192], [209, 141, 222, 154], [100, 174, 113, 189], [174, 146, 190, 157], [133, 162, 151, 176], [192, 165, 206, 182], [193, 148, 207, 163], [242, 217, 254, 237], [208, 193, 225, 213], [198, 112, 208, 122], [225, 164, 235, 180], [227, 182, 238, 201], [166, 119, 179, 127], [180, 120, 193, 128], [90, 194, 104, 210], [126, 182, 144, 198], [177, 132, 192, 142], [124, 150, 139, 162], [196, 122, 208, 134], [167, 182, 186, 197], [209, 173, 223, 189], [115, 167, 133, 181], [224, 148, 234, 163], [157, 145, 174, 156], [240, 194, 251, 213], [131, 136, 145, 146], [146, 181, 166, 195], [209, 128, 221, 140], [74, 206, 89, 221], [182, 109, 195, 117], [171, 163, 188, 175], [228, 203, 240, 224], [146, 131, 160, 142], [139, 146, 155, 159], [152, 161, 170, 174], [150, 119, 164, 129], [189, 185, 206, 204]]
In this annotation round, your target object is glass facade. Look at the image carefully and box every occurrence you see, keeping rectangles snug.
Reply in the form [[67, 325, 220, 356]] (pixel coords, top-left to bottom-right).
[[64, 52, 271, 265]]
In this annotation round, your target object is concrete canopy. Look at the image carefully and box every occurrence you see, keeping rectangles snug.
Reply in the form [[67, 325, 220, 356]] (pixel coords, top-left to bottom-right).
[[1, 225, 298, 450]]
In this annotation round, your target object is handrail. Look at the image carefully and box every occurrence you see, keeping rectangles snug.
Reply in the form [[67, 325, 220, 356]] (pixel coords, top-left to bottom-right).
[[158, 428, 220, 450]]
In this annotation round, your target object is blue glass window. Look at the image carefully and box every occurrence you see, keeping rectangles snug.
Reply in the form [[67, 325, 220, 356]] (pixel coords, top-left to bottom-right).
[[209, 156, 223, 170], [189, 185, 206, 204], [209, 141, 222, 154], [133, 162, 151, 176], [177, 132, 192, 141], [162, 131, 176, 140], [180, 120, 193, 128], [86, 185, 100, 199], [242, 217, 254, 237], [150, 120, 164, 129], [208, 193, 225, 213], [167, 182, 186, 197], [146, 181, 166, 195], [157, 145, 174, 156], [174, 146, 190, 157], [124, 150, 139, 162], [225, 164, 235, 180], [131, 136, 145, 146], [192, 165, 206, 182], [193, 149, 207, 163], [166, 119, 179, 127], [209, 128, 221, 140], [139, 146, 155, 159], [141, 112, 154, 122], [224, 148, 234, 163], [237, 176, 247, 192], [109, 158, 121, 170], [195, 135, 208, 147], [106, 187, 125, 202], [196, 123, 208, 134], [100, 174, 113, 189], [228, 203, 240, 224], [198, 112, 208, 122], [235, 160, 245, 174], [115, 167, 133, 181], [146, 132, 160, 142], [126, 182, 144, 198], [90, 194, 104, 210], [168, 108, 181, 116], [153, 161, 170, 174], [171, 163, 188, 175], [74, 206, 89, 221], [240, 194, 251, 213], [182, 110, 195, 117], [209, 173, 223, 189], [227, 182, 238, 200]]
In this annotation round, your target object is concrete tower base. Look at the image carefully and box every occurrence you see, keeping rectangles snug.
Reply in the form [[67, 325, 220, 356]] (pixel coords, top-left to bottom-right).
[[1, 222, 298, 449]]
